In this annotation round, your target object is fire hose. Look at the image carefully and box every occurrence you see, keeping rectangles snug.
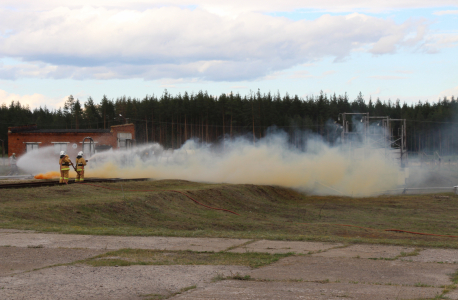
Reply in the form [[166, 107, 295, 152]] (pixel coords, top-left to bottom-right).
[[383, 229, 458, 238], [71, 163, 81, 176], [72, 159, 89, 177], [80, 183, 456, 238]]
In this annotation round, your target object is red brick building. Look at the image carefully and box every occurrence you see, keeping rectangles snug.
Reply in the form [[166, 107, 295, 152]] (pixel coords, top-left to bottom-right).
[[8, 124, 135, 157]]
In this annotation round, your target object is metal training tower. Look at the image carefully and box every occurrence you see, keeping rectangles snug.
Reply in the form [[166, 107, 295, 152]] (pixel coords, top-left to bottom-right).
[[338, 113, 407, 168]]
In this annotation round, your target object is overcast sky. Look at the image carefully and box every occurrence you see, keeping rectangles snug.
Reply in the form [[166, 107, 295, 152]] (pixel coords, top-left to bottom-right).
[[0, 0, 457, 109]]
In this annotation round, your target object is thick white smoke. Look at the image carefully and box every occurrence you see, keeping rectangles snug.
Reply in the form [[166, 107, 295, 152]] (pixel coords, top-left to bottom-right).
[[17, 131, 403, 196], [17, 146, 58, 175]]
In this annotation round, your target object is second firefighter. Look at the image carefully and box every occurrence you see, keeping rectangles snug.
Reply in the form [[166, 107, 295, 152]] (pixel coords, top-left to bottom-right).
[[75, 151, 87, 182]]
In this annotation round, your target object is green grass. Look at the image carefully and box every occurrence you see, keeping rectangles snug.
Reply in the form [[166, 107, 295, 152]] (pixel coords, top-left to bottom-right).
[[212, 273, 254, 282], [1, 179, 458, 247], [226, 273, 253, 280], [397, 248, 422, 258], [452, 270, 458, 284], [82, 248, 292, 268], [414, 282, 434, 288]]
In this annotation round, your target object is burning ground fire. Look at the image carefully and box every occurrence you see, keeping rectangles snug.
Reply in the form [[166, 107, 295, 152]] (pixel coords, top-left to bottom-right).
[[34, 171, 64, 180]]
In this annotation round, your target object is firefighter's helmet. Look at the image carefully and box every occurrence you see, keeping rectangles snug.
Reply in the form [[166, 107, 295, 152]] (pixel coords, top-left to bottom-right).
[[78, 151, 83, 156], [60, 151, 65, 156]]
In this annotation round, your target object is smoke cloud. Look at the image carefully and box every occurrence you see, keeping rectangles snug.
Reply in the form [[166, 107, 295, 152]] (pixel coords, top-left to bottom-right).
[[17, 131, 404, 196]]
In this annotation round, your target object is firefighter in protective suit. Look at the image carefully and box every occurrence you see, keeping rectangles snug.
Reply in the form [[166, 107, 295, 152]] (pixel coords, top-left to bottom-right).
[[75, 151, 87, 182], [59, 151, 73, 184], [8, 153, 19, 175]]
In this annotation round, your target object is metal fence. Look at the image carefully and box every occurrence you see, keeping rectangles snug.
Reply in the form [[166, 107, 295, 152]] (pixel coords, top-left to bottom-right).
[[315, 180, 458, 196], [383, 187, 457, 195]]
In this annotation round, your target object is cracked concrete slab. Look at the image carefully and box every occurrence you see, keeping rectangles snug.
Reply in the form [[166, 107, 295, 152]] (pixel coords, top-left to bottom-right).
[[171, 280, 443, 300], [0, 233, 249, 252], [447, 289, 458, 300], [248, 256, 457, 286], [1, 231, 457, 299], [0, 247, 106, 276], [400, 248, 458, 263], [0, 265, 250, 300], [228, 240, 342, 254], [312, 244, 415, 259]]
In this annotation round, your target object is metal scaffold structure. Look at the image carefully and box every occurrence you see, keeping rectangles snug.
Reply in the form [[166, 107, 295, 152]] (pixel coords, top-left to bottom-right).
[[338, 113, 408, 168]]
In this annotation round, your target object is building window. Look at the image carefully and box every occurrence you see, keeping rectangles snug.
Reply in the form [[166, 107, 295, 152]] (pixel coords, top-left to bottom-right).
[[81, 142, 97, 155], [117, 132, 132, 149], [25, 143, 39, 152], [95, 145, 112, 153], [52, 143, 68, 154]]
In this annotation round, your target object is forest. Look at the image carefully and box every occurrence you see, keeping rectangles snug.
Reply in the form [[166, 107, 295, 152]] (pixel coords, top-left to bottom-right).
[[1, 90, 458, 156]]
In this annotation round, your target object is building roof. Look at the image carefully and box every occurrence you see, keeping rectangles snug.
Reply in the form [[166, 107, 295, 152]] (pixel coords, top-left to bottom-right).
[[8, 124, 37, 133], [8, 123, 133, 134], [111, 123, 134, 128], [23, 129, 111, 133]]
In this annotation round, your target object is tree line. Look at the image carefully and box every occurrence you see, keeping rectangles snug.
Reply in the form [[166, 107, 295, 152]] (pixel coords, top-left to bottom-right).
[[1, 90, 458, 156]]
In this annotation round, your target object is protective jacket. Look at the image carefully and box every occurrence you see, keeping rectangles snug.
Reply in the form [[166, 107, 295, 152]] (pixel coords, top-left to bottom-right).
[[59, 155, 72, 171], [75, 157, 87, 171]]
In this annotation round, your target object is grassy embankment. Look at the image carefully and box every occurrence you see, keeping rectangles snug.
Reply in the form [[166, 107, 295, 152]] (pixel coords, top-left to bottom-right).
[[1, 179, 458, 248]]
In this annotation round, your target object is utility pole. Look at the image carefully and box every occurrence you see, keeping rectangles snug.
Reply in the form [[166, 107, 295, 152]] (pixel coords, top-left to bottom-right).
[[184, 115, 187, 141], [119, 114, 128, 124], [252, 101, 255, 145], [0, 139, 4, 165], [145, 117, 148, 144], [230, 110, 233, 140], [152, 109, 155, 142]]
